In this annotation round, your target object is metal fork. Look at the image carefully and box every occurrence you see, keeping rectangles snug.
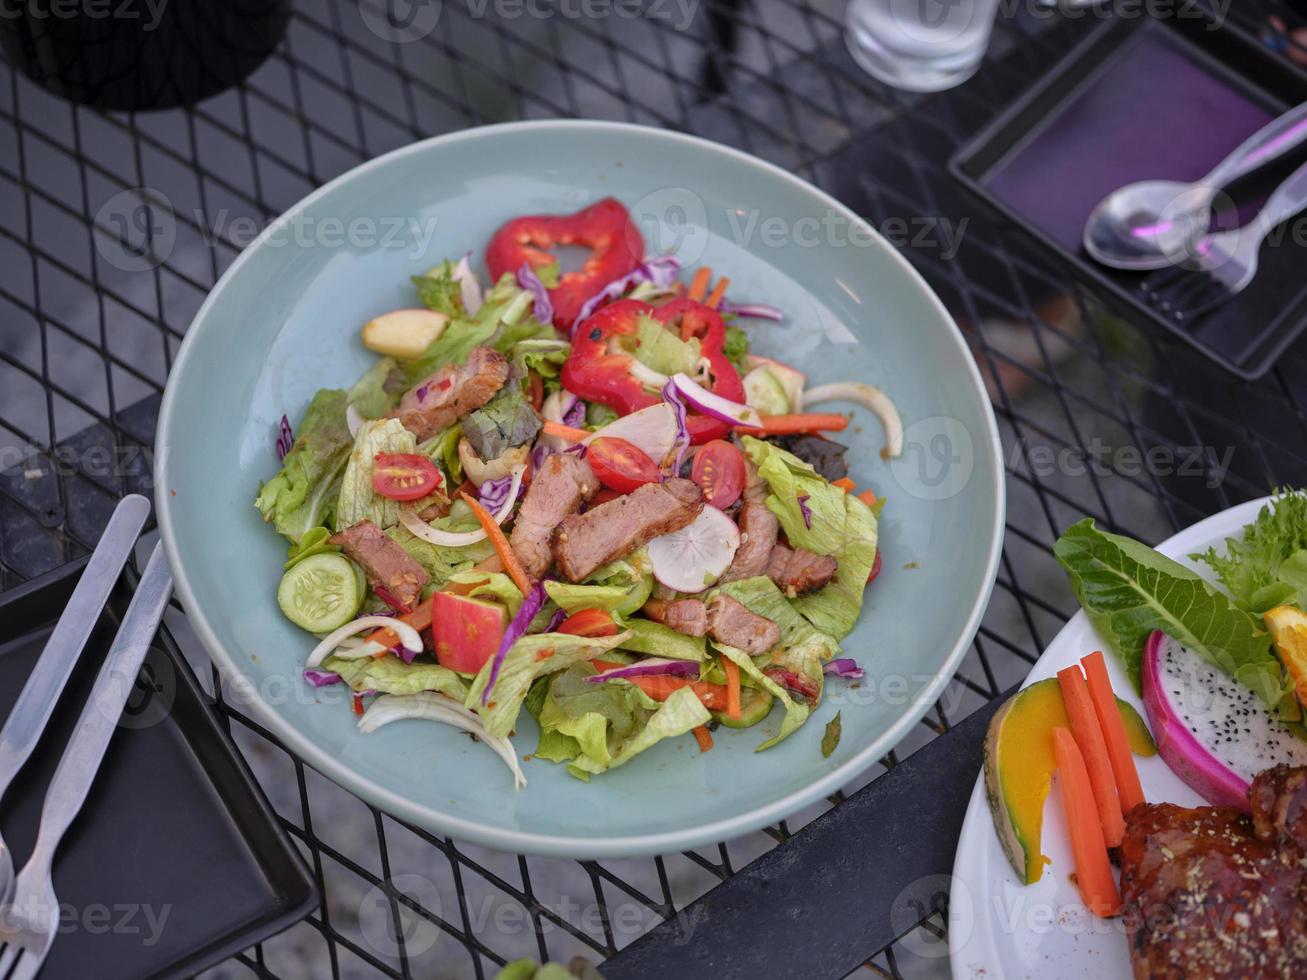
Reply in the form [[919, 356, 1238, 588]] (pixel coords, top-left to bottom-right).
[[1141, 157, 1307, 322], [0, 543, 172, 980], [0, 494, 149, 916]]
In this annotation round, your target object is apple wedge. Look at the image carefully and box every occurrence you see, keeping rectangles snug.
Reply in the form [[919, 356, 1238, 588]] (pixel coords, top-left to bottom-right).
[[361, 308, 448, 360]]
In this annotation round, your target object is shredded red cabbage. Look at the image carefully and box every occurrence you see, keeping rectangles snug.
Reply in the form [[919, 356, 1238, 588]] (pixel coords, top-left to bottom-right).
[[478, 473, 522, 513], [303, 668, 342, 688], [660, 379, 690, 476], [797, 494, 812, 529], [573, 255, 682, 333], [717, 300, 784, 321], [517, 263, 554, 325], [823, 658, 864, 679], [415, 384, 430, 403], [585, 658, 700, 683], [562, 397, 586, 428], [544, 607, 567, 633], [276, 415, 294, 460], [481, 580, 548, 705]]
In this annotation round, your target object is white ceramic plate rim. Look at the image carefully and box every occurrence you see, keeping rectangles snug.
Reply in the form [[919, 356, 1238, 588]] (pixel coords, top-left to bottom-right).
[[156, 119, 1006, 857], [949, 496, 1272, 979]]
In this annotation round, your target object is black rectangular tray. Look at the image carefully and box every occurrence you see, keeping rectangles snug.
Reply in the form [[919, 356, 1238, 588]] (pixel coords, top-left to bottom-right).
[[0, 556, 318, 979], [949, 10, 1307, 379]]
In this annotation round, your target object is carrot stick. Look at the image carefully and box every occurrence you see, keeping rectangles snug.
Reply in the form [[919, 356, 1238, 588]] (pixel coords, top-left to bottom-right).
[[737, 413, 849, 435], [692, 724, 714, 752], [589, 662, 729, 711], [723, 657, 741, 720], [541, 420, 591, 442], [1081, 650, 1146, 814], [831, 477, 856, 493], [1057, 665, 1125, 848], [858, 489, 877, 507], [460, 491, 533, 597], [704, 276, 730, 310], [368, 596, 434, 655], [687, 267, 712, 302], [1052, 727, 1122, 917]]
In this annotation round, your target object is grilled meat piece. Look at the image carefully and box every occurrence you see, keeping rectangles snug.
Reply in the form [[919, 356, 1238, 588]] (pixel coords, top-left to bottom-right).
[[330, 520, 428, 610], [391, 347, 509, 441], [1120, 765, 1307, 979], [553, 478, 703, 582], [706, 595, 780, 655], [720, 500, 779, 583], [509, 454, 597, 579], [642, 598, 708, 637], [768, 543, 838, 595]]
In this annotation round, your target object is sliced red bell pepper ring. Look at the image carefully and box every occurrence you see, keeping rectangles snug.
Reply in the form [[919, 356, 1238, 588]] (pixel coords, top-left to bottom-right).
[[560, 297, 746, 445], [485, 197, 643, 332]]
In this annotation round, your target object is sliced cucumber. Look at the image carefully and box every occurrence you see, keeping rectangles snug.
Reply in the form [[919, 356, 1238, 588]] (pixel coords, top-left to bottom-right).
[[714, 687, 775, 729], [278, 553, 363, 633], [742, 366, 790, 416]]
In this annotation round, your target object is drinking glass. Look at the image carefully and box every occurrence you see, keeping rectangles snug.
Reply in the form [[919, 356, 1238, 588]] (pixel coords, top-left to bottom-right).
[[845, 0, 1001, 93]]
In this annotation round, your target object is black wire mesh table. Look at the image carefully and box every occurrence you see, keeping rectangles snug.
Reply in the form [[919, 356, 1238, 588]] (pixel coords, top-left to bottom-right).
[[3, 1, 1307, 977]]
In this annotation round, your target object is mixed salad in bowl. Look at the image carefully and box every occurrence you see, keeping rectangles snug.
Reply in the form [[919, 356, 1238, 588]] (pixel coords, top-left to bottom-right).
[[254, 197, 901, 787]]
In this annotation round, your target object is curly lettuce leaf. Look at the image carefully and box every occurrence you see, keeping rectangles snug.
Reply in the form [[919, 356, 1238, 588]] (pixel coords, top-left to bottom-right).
[[567, 687, 709, 779], [1055, 519, 1281, 702], [403, 272, 528, 383], [464, 631, 630, 738], [723, 325, 749, 371], [531, 663, 661, 768], [717, 644, 809, 750], [511, 338, 570, 382], [446, 569, 525, 616], [1194, 491, 1307, 614], [323, 655, 468, 701], [255, 389, 352, 543], [284, 526, 339, 570]]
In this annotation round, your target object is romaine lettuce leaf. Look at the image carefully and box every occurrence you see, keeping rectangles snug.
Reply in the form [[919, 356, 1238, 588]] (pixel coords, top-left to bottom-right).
[[322, 655, 468, 701], [1056, 518, 1282, 702], [335, 418, 421, 530], [543, 550, 653, 617], [532, 664, 660, 768], [566, 686, 709, 778], [717, 644, 810, 750], [1194, 491, 1307, 614], [464, 631, 630, 738], [255, 389, 352, 543], [616, 618, 706, 661]]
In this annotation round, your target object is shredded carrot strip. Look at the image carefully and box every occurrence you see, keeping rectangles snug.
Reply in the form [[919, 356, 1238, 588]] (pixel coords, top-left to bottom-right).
[[832, 477, 856, 493], [723, 657, 741, 720], [460, 491, 533, 597], [687, 267, 712, 302], [541, 419, 591, 442], [704, 276, 730, 310], [738, 413, 850, 435], [858, 489, 877, 507], [692, 725, 714, 752], [368, 596, 434, 656]]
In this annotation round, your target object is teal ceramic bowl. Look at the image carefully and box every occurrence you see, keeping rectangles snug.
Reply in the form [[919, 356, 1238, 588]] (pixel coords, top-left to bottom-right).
[[156, 121, 1003, 857]]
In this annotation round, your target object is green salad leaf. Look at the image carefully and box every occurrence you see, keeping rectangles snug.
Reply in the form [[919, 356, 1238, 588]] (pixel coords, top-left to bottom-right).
[[1055, 519, 1282, 702], [543, 550, 653, 618], [568, 686, 709, 779], [412, 260, 463, 318], [1194, 491, 1307, 614], [446, 569, 525, 616], [616, 618, 707, 662], [284, 526, 339, 570], [462, 386, 542, 460], [323, 655, 468, 701], [348, 357, 407, 419], [723, 324, 749, 371], [419, 425, 464, 485], [821, 711, 842, 758], [531, 663, 661, 769], [717, 644, 810, 750], [403, 273, 530, 383], [511, 338, 570, 381], [635, 313, 700, 375], [336, 418, 421, 530], [255, 389, 352, 543], [711, 575, 840, 659], [385, 524, 492, 592]]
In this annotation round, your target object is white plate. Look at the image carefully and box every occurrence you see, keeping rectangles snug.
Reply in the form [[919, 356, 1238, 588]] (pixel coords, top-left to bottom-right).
[[948, 496, 1270, 980]]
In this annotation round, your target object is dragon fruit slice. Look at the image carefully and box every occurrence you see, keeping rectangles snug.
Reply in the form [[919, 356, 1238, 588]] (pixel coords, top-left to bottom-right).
[[1142, 630, 1307, 810]]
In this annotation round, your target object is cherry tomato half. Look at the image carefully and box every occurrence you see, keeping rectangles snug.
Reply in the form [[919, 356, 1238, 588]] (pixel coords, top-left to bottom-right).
[[691, 440, 746, 509], [588, 437, 661, 493], [557, 608, 619, 637], [372, 452, 443, 501], [867, 551, 883, 586]]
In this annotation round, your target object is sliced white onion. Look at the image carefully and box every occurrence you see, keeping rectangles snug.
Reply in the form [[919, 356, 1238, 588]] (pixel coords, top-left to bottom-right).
[[539, 390, 579, 451], [585, 403, 678, 463], [801, 382, 903, 459], [346, 403, 365, 438], [451, 253, 483, 315], [358, 692, 526, 790], [647, 506, 741, 594], [629, 359, 670, 390], [332, 636, 390, 659], [398, 463, 525, 547], [305, 616, 422, 669], [670, 373, 762, 428]]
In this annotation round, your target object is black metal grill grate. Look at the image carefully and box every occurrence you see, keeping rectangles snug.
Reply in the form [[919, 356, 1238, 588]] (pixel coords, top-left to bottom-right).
[[3, 0, 1307, 976]]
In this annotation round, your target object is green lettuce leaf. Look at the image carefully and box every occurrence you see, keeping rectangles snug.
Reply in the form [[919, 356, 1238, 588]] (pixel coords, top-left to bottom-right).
[[616, 618, 706, 662], [462, 386, 542, 460], [723, 325, 749, 371], [348, 357, 408, 419], [385, 525, 493, 592], [532, 664, 661, 769], [284, 526, 339, 570], [465, 631, 630, 738], [404, 273, 530, 383], [322, 655, 468, 701], [543, 550, 653, 618], [1055, 518, 1281, 700], [335, 418, 420, 531], [419, 424, 464, 485], [255, 389, 352, 543], [567, 686, 709, 778], [511, 338, 570, 382], [1194, 491, 1307, 614], [635, 313, 700, 375], [446, 569, 525, 616], [717, 644, 810, 750], [412, 260, 463, 318], [711, 575, 840, 659], [821, 711, 841, 758]]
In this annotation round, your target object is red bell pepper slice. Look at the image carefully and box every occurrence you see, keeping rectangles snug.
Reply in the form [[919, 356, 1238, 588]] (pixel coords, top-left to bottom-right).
[[485, 197, 643, 332], [561, 297, 746, 445]]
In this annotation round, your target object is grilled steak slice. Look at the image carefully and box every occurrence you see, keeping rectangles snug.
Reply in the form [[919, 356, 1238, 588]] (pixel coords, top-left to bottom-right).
[[706, 595, 779, 655], [768, 544, 838, 595], [1120, 765, 1307, 979], [553, 478, 703, 582], [509, 454, 597, 579], [642, 598, 708, 637], [330, 520, 428, 610], [721, 501, 779, 583], [391, 346, 509, 441]]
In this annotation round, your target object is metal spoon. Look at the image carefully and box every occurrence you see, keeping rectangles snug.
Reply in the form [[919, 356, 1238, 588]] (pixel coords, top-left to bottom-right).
[[1084, 102, 1307, 271]]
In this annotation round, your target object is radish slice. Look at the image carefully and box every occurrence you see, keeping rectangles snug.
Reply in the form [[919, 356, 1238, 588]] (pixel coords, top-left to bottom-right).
[[305, 616, 422, 669], [451, 253, 483, 315], [586, 404, 678, 464], [346, 404, 365, 438], [647, 506, 740, 593], [801, 381, 903, 458], [359, 692, 526, 789], [670, 373, 762, 428], [398, 464, 524, 547]]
